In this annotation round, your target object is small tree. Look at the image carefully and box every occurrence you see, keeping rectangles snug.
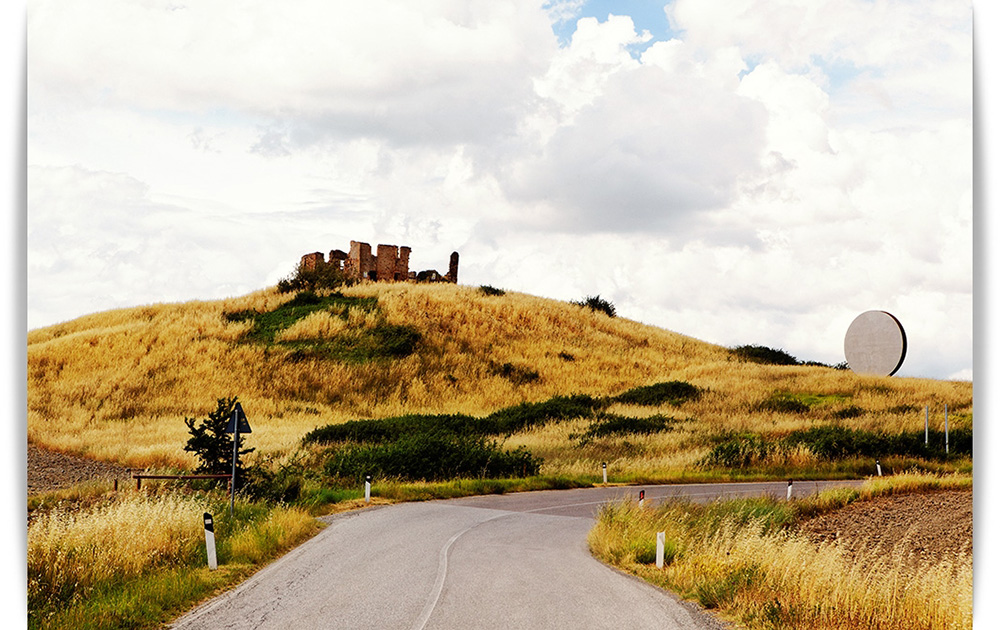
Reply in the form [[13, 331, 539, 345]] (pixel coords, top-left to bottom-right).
[[277, 260, 347, 293], [184, 396, 255, 485], [572, 295, 616, 318]]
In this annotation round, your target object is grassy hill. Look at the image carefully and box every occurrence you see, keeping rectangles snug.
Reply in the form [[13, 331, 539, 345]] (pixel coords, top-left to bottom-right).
[[27, 282, 972, 480]]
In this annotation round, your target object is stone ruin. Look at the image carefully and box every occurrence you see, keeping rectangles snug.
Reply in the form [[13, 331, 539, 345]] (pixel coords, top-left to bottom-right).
[[300, 240, 459, 284]]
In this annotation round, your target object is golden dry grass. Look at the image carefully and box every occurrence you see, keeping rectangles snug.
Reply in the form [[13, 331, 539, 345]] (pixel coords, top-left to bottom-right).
[[588, 474, 972, 630], [28, 493, 208, 605], [28, 282, 972, 473]]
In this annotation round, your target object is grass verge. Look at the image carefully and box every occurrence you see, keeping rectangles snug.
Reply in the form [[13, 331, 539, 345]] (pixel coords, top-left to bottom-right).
[[28, 489, 322, 630], [588, 472, 971, 630]]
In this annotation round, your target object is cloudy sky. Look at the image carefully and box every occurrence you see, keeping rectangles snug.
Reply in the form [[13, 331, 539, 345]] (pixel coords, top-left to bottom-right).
[[26, 0, 972, 380]]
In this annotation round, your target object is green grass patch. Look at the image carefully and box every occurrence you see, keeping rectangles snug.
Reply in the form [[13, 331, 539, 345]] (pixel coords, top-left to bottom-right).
[[695, 565, 760, 609], [224, 291, 420, 363], [30, 564, 250, 630]]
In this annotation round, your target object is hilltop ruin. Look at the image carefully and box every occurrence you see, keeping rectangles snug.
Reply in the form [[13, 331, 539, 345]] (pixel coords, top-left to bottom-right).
[[300, 241, 459, 284]]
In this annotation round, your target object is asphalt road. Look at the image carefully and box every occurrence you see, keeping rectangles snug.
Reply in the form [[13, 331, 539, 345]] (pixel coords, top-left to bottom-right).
[[170, 480, 860, 630]]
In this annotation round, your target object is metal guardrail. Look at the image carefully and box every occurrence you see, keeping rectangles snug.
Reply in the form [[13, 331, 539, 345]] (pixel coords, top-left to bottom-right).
[[132, 473, 231, 491]]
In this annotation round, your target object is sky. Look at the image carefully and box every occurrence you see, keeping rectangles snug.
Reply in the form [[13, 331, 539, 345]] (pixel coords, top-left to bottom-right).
[[25, 0, 973, 381]]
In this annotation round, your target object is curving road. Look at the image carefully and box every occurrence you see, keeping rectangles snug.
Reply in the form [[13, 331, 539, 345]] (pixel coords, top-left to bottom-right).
[[170, 480, 860, 630]]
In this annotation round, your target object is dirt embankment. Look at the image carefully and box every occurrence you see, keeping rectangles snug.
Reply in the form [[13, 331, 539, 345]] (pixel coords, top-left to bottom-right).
[[28, 444, 134, 495], [797, 490, 972, 569]]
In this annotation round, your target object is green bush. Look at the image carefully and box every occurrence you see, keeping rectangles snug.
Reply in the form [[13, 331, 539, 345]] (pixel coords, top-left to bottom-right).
[[731, 345, 799, 365], [484, 394, 601, 434], [243, 464, 304, 504], [783, 425, 971, 460], [324, 433, 541, 482], [478, 285, 506, 296], [277, 261, 348, 293], [701, 433, 775, 469], [303, 395, 602, 447], [752, 394, 810, 414], [832, 405, 864, 419], [612, 381, 701, 406], [303, 414, 479, 445], [183, 397, 254, 485], [571, 295, 616, 317], [580, 413, 677, 440]]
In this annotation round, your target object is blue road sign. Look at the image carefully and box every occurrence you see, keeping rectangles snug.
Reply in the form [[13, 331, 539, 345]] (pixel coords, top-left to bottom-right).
[[225, 402, 252, 434]]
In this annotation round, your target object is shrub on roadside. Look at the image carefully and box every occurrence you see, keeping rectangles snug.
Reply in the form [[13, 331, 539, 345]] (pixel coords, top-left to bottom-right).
[[324, 432, 541, 482]]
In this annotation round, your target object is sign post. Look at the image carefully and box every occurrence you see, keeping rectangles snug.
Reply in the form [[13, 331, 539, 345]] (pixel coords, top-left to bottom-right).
[[224, 402, 252, 517]]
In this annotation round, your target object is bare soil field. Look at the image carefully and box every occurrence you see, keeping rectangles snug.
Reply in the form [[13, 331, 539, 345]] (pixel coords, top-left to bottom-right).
[[798, 490, 972, 569], [28, 444, 133, 494]]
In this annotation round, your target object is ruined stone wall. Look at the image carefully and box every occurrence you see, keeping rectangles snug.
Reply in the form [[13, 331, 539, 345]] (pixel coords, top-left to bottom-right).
[[300, 252, 325, 271], [328, 249, 348, 271], [397, 247, 411, 281], [376, 244, 397, 281], [303, 241, 455, 283]]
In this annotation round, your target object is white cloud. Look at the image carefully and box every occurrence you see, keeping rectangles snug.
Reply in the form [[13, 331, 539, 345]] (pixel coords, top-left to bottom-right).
[[28, 0, 556, 148]]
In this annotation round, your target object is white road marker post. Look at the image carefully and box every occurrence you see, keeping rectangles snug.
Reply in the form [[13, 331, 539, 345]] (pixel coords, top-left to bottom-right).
[[925, 405, 929, 446], [204, 513, 218, 571], [365, 475, 372, 504], [945, 404, 949, 455], [876, 459, 882, 477], [787, 480, 793, 501], [656, 532, 665, 569], [602, 462, 607, 484], [639, 489, 645, 507]]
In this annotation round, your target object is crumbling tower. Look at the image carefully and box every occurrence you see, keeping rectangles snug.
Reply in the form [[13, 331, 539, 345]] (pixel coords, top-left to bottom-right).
[[397, 247, 411, 281], [446, 251, 459, 284], [347, 241, 376, 280]]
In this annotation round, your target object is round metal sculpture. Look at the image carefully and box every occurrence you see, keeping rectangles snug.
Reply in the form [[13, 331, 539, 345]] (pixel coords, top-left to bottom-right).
[[844, 310, 907, 376]]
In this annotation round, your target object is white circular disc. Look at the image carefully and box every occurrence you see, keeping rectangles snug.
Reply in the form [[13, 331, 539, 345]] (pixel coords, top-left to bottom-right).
[[844, 311, 907, 376]]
